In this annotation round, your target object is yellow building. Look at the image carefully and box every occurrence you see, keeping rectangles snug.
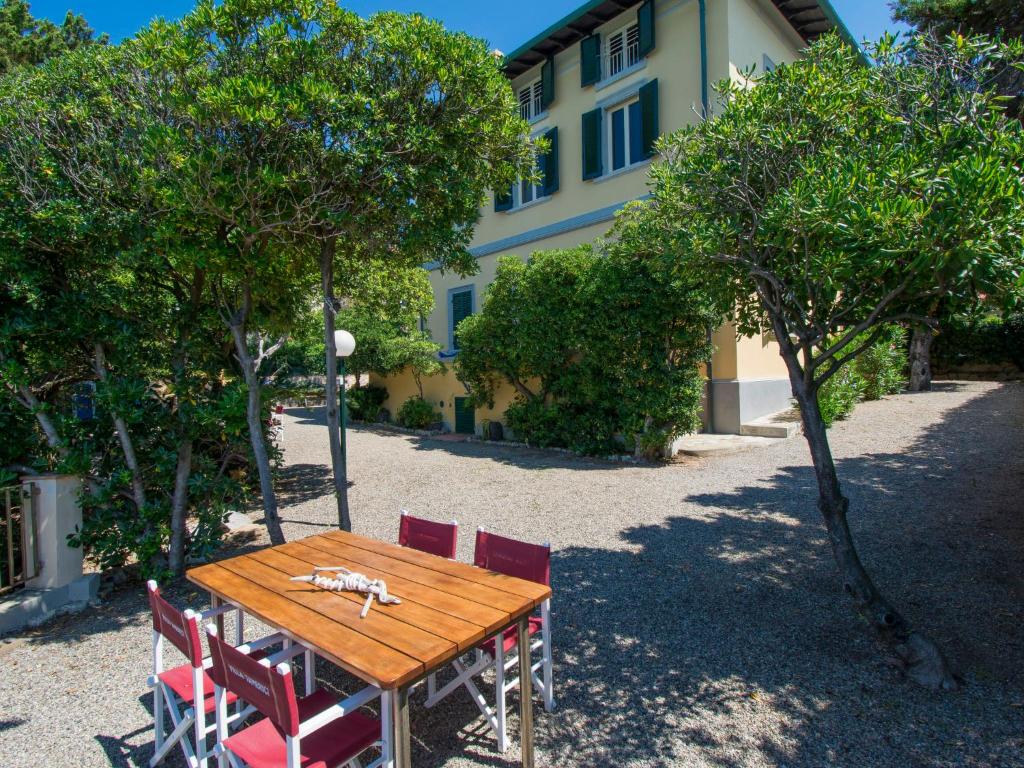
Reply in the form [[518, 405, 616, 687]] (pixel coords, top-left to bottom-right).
[[374, 0, 854, 438]]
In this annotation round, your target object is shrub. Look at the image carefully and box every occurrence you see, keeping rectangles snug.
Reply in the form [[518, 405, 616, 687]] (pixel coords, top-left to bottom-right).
[[347, 386, 388, 422], [397, 397, 439, 429], [817, 364, 865, 427], [933, 312, 1024, 370], [455, 210, 717, 458], [855, 325, 907, 400]]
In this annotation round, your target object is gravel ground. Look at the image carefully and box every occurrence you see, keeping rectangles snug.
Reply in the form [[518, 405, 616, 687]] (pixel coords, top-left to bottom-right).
[[1, 380, 1022, 768]]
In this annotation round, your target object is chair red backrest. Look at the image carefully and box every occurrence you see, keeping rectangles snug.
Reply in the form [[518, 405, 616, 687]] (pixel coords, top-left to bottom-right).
[[207, 627, 300, 737], [474, 530, 550, 586], [148, 581, 203, 667], [399, 512, 457, 559]]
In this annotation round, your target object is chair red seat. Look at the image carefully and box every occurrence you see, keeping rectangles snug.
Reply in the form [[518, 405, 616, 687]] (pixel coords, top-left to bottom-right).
[[223, 689, 379, 768], [159, 646, 268, 715], [481, 615, 544, 658], [159, 664, 235, 715]]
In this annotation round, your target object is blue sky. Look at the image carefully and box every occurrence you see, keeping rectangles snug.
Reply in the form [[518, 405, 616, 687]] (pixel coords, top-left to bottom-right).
[[34, 0, 909, 49]]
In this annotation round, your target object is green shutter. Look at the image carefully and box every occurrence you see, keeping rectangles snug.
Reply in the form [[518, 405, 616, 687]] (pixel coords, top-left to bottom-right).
[[451, 289, 473, 349], [541, 127, 559, 196], [494, 186, 513, 213], [581, 108, 603, 180], [639, 79, 659, 158], [541, 57, 555, 109], [580, 34, 601, 87], [638, 0, 656, 57]]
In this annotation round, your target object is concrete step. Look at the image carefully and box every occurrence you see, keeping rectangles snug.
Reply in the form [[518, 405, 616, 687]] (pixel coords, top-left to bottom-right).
[[740, 410, 802, 439], [672, 433, 781, 457]]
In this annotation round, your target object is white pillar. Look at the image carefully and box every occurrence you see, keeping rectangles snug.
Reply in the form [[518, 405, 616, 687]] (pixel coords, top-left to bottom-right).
[[22, 474, 84, 591]]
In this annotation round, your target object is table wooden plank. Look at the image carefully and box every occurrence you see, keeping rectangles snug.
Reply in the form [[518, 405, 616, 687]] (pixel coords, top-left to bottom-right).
[[218, 553, 456, 666], [327, 530, 552, 605], [187, 563, 423, 688], [279, 541, 511, 636], [300, 534, 531, 615], [264, 545, 488, 651]]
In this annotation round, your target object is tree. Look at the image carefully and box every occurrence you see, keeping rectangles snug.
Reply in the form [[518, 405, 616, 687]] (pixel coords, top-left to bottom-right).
[[291, 9, 535, 531], [892, 3, 1024, 387], [0, 42, 252, 575], [0, 0, 106, 74], [334, 262, 443, 397], [647, 34, 1024, 688], [456, 226, 715, 458]]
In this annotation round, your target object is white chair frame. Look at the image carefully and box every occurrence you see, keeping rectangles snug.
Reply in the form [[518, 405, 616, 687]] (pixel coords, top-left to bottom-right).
[[424, 597, 554, 752]]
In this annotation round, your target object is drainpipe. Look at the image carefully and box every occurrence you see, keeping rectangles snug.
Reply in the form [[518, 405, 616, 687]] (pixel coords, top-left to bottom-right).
[[699, 0, 709, 118], [699, 0, 715, 433]]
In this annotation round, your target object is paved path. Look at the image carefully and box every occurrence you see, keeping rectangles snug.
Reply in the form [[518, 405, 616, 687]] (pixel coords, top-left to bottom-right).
[[1, 381, 1022, 767]]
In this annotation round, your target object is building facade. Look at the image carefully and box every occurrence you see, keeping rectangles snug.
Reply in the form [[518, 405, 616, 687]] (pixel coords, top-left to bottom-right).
[[373, 0, 852, 437]]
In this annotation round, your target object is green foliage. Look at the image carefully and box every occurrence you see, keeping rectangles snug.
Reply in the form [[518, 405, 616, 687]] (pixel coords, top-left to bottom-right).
[[0, 0, 106, 74], [396, 397, 440, 430], [347, 385, 388, 422], [817, 364, 865, 427], [892, 0, 1023, 39], [812, 326, 907, 426], [856, 325, 908, 401], [647, 33, 1024, 432], [457, 211, 715, 457], [892, 2, 1024, 117], [932, 312, 1024, 369]]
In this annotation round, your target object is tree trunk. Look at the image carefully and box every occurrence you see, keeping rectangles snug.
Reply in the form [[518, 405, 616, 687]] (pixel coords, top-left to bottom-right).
[[167, 438, 193, 574], [92, 343, 148, 512], [774, 318, 957, 690], [908, 324, 933, 393], [320, 238, 351, 531], [228, 299, 285, 546], [167, 268, 205, 573]]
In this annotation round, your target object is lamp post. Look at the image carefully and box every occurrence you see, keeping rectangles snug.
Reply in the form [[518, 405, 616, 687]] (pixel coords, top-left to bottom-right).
[[334, 329, 356, 525]]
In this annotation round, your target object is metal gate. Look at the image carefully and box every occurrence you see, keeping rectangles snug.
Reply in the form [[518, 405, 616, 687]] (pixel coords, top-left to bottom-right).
[[0, 483, 38, 595]]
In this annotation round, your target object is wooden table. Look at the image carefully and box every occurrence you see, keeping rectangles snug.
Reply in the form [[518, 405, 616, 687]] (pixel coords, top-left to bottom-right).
[[187, 530, 551, 768]]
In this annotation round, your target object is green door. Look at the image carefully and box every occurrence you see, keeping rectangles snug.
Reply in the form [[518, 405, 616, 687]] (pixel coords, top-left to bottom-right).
[[454, 397, 475, 435]]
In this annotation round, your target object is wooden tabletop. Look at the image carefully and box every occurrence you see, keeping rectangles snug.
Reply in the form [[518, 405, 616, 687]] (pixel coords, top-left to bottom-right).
[[187, 530, 551, 689]]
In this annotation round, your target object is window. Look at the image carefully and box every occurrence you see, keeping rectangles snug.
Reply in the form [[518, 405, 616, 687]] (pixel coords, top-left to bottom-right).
[[581, 80, 657, 181], [449, 287, 474, 351], [607, 97, 644, 172], [519, 174, 544, 206], [495, 127, 558, 211], [606, 23, 640, 78], [518, 78, 544, 121]]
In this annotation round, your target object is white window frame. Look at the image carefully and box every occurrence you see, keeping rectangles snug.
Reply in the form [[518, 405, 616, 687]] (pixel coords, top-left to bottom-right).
[[503, 130, 552, 211], [518, 77, 544, 122], [604, 22, 641, 79], [604, 95, 643, 174]]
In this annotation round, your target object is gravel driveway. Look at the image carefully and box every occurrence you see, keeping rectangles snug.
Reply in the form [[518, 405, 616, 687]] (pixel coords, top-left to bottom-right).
[[1, 381, 1022, 767]]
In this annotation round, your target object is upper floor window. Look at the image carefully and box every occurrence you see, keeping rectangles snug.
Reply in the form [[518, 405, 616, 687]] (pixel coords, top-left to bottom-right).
[[580, 0, 655, 88], [608, 97, 644, 173], [606, 23, 641, 78], [519, 78, 544, 121], [495, 127, 559, 212]]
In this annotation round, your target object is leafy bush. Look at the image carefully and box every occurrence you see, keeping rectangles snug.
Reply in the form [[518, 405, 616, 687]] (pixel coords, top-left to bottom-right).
[[347, 386, 388, 422], [396, 397, 440, 430], [65, 379, 260, 578], [932, 312, 1024, 370], [855, 325, 907, 400], [456, 211, 716, 458], [817, 365, 865, 427], [814, 326, 907, 426]]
